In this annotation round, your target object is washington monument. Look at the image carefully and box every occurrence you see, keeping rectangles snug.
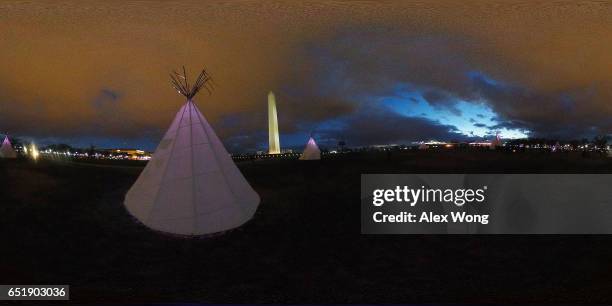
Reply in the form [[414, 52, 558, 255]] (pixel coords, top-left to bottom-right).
[[268, 91, 281, 154]]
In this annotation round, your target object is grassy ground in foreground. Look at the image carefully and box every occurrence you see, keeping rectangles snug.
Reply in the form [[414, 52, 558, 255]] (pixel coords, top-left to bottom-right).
[[1, 150, 612, 304]]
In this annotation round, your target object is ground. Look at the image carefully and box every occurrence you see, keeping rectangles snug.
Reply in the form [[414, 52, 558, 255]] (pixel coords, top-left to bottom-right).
[[1, 150, 612, 304]]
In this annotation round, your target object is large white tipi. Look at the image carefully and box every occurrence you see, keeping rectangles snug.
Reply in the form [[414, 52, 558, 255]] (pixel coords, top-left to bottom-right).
[[299, 137, 321, 160], [124, 68, 260, 236], [0, 136, 17, 158]]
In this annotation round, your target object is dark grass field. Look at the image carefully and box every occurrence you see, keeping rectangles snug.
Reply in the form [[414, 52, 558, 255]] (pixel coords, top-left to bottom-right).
[[1, 150, 612, 304]]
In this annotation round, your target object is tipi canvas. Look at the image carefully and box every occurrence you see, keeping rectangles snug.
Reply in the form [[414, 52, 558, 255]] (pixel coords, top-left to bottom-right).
[[0, 136, 17, 158], [299, 137, 321, 160], [124, 68, 259, 235]]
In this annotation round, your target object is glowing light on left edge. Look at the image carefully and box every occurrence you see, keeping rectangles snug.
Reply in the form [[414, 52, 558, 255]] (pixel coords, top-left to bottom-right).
[[30, 143, 39, 161]]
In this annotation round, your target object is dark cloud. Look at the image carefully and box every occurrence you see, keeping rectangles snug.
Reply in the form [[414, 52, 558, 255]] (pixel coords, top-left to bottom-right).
[[422, 90, 462, 116], [224, 132, 268, 154], [472, 75, 612, 139], [92, 89, 121, 109], [292, 21, 611, 141], [0, 1, 610, 150], [318, 103, 474, 147], [217, 112, 266, 140]]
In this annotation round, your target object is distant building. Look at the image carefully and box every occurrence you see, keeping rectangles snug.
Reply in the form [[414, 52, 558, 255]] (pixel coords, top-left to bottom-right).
[[469, 141, 492, 147], [105, 149, 150, 160]]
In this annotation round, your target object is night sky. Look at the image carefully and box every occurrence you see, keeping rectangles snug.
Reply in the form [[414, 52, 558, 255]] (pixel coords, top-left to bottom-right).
[[0, 1, 610, 152]]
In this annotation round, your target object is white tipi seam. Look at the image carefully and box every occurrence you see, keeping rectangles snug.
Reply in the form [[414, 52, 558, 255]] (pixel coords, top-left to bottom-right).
[[145, 103, 188, 225], [188, 101, 197, 234], [193, 102, 249, 219]]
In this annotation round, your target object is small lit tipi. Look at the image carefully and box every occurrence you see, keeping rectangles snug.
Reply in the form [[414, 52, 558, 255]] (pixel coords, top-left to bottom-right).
[[418, 143, 428, 150], [0, 136, 17, 158], [299, 137, 321, 160], [124, 68, 260, 235]]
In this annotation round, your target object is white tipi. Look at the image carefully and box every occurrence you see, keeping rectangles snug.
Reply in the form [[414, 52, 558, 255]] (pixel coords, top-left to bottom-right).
[[0, 136, 17, 158], [124, 68, 260, 235], [299, 137, 321, 160]]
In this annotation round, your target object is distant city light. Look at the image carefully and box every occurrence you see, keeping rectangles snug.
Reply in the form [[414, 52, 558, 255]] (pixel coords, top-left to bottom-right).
[[30, 143, 39, 161]]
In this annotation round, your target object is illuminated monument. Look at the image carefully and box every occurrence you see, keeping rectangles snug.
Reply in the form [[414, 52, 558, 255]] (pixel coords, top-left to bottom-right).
[[268, 91, 281, 154]]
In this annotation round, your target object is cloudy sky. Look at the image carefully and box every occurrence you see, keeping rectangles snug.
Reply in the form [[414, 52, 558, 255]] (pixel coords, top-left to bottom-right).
[[0, 1, 610, 152]]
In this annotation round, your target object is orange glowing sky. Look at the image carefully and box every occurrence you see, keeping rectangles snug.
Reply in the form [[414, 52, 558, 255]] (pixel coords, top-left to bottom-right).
[[0, 1, 610, 151]]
